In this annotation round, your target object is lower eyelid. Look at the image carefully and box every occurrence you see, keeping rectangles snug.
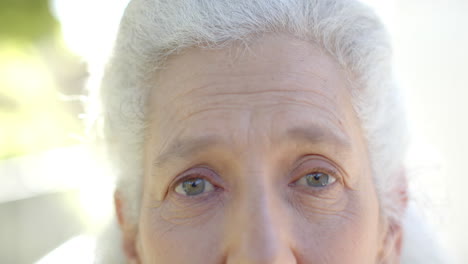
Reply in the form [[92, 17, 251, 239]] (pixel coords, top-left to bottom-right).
[[161, 190, 223, 224], [290, 180, 342, 201], [170, 187, 223, 209]]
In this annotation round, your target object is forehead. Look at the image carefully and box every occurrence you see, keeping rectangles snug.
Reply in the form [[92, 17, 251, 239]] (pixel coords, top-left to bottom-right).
[[153, 34, 347, 103], [148, 34, 359, 156]]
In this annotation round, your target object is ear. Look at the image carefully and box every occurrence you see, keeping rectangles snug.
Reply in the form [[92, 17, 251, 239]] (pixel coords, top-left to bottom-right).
[[378, 168, 408, 263], [115, 191, 141, 264], [379, 216, 404, 263]]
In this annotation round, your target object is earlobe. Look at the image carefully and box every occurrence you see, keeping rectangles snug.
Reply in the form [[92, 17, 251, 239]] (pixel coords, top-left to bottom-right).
[[115, 191, 141, 264]]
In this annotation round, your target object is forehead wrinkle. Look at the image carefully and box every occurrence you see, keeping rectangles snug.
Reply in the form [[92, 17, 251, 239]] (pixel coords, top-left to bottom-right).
[[152, 118, 352, 170], [161, 85, 348, 143], [164, 81, 339, 119], [159, 66, 335, 106], [273, 95, 345, 125], [173, 92, 347, 136], [193, 87, 336, 107], [170, 101, 344, 137], [176, 105, 246, 123]]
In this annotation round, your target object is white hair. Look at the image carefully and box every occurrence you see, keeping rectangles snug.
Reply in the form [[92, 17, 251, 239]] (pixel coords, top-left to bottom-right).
[[96, 1, 452, 263]]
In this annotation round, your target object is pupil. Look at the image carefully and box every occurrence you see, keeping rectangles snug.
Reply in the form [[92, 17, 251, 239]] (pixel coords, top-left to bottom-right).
[[307, 172, 328, 187], [183, 178, 205, 195]]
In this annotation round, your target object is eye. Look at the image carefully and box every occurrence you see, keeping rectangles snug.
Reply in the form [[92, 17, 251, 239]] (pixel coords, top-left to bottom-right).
[[295, 172, 336, 187], [174, 177, 215, 196]]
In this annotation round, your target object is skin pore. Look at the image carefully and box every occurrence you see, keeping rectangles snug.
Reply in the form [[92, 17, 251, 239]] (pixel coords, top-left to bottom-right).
[[116, 34, 401, 263]]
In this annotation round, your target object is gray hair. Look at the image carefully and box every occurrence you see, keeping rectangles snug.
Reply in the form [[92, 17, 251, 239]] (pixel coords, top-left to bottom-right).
[[100, 0, 407, 224]]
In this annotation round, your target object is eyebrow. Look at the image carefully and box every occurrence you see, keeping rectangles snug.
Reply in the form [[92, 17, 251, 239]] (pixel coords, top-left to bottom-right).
[[285, 125, 351, 150], [153, 135, 223, 167], [153, 125, 351, 167]]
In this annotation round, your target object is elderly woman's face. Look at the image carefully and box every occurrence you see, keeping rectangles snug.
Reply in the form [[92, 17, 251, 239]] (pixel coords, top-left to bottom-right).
[[130, 35, 390, 263]]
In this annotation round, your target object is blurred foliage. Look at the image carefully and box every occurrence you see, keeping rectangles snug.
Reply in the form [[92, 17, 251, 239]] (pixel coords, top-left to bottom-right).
[[0, 0, 85, 159], [0, 0, 58, 42]]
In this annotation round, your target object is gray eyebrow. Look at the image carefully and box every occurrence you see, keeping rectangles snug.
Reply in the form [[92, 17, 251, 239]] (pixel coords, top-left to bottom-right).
[[153, 125, 351, 167], [153, 135, 223, 167], [285, 125, 351, 150]]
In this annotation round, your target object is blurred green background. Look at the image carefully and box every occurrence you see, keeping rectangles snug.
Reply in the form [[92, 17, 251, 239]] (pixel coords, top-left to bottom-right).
[[0, 0, 56, 42], [0, 0, 85, 160], [0, 1, 114, 263]]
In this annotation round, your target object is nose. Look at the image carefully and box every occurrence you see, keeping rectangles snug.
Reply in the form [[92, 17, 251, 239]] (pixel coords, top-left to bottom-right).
[[225, 186, 297, 264]]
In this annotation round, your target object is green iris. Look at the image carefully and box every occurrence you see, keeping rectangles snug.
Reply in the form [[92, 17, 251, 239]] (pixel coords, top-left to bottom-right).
[[305, 172, 330, 187], [182, 178, 206, 196]]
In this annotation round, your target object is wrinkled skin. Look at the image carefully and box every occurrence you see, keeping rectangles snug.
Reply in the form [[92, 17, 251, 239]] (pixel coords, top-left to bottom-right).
[[116, 34, 403, 264]]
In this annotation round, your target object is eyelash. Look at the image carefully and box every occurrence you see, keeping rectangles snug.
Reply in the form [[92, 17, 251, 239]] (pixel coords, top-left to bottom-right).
[[171, 166, 338, 190], [291, 164, 341, 187], [171, 169, 222, 195], [307, 167, 338, 178]]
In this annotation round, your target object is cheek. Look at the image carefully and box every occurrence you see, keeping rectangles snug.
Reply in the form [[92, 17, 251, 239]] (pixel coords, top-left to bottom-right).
[[287, 183, 349, 222], [292, 189, 382, 263], [138, 197, 227, 264]]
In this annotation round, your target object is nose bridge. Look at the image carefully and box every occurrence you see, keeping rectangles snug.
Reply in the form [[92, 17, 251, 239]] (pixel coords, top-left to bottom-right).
[[225, 171, 296, 264]]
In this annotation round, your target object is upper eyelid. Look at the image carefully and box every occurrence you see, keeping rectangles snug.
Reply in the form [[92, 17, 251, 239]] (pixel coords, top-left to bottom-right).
[[291, 158, 342, 181], [171, 167, 220, 190], [291, 167, 339, 186], [169, 157, 342, 190], [307, 167, 338, 178]]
